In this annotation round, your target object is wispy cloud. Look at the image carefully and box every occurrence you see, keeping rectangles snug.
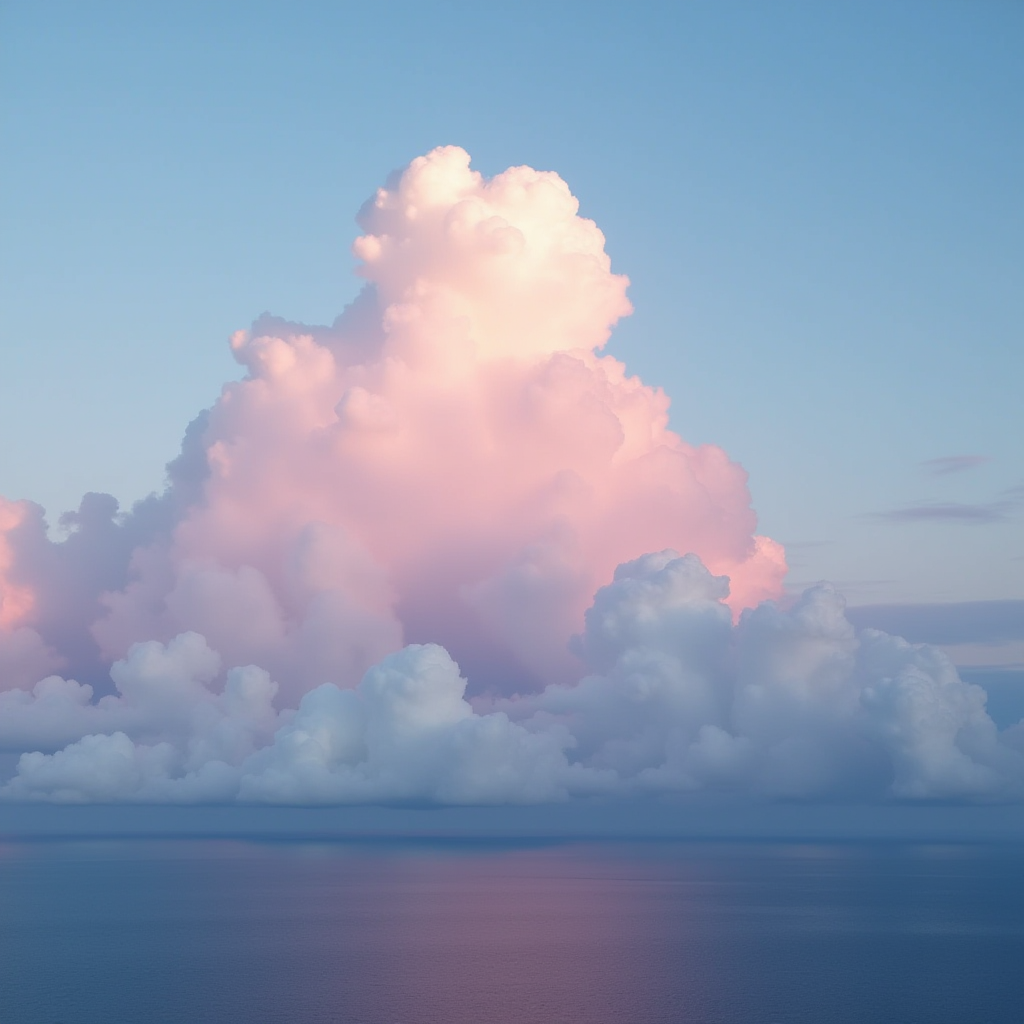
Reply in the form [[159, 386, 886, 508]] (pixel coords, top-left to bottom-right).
[[922, 455, 990, 476], [874, 500, 1013, 524]]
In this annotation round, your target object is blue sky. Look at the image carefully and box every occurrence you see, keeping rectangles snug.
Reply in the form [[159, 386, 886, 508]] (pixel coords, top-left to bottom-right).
[[2, 0, 1022, 613]]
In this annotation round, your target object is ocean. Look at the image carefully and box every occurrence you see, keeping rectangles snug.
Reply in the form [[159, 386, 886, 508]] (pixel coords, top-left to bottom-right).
[[0, 837, 1021, 1023]]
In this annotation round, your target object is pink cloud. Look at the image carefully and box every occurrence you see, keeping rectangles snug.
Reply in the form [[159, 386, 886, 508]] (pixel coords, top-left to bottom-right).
[[1, 146, 785, 704], [4, 148, 1020, 809], [0, 499, 36, 629]]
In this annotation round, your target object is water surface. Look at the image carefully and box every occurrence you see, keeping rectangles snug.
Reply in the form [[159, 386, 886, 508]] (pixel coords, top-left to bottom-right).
[[0, 837, 1021, 1023]]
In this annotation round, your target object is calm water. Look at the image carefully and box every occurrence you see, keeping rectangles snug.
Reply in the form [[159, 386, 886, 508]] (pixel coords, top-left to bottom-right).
[[0, 838, 1021, 1024]]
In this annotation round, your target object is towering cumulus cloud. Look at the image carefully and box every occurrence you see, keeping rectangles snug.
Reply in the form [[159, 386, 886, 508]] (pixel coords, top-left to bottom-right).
[[1, 147, 1021, 805]]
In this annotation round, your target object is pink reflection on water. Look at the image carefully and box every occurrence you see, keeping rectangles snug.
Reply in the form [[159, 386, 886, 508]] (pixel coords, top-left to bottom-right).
[[313, 844, 701, 1024]]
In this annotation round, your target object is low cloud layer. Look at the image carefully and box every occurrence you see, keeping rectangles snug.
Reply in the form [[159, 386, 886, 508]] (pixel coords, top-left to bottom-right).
[[0, 147, 1020, 807], [2, 552, 1022, 805]]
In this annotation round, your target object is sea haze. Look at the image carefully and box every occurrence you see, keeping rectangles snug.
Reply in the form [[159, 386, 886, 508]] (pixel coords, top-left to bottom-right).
[[1, 838, 1021, 1024]]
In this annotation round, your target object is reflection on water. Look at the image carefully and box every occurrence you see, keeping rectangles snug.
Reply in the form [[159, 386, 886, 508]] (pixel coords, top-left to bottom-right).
[[0, 837, 1021, 1023]]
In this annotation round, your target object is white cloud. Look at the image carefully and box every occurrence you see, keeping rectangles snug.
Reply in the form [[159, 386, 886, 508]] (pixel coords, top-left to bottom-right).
[[238, 644, 583, 805], [2, 553, 1021, 805]]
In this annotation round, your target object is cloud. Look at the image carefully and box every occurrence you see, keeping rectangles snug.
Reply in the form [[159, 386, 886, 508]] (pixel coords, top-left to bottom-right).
[[500, 553, 1022, 802], [874, 481, 1023, 525], [237, 644, 583, 805], [922, 455, 991, 476], [874, 501, 1014, 524], [1, 147, 1019, 808], [0, 146, 784, 709], [0, 632, 280, 802], [2, 552, 1021, 805]]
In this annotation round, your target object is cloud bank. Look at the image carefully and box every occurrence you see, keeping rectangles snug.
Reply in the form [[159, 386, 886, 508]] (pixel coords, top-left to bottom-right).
[[3, 553, 1022, 805], [1, 146, 1020, 806]]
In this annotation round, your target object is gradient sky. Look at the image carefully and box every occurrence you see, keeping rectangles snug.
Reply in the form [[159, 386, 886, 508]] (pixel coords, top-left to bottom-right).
[[1, 0, 1021, 616]]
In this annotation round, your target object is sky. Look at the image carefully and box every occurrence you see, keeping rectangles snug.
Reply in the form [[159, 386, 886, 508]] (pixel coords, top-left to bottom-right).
[[0, 1, 1022, 816], [2, 1, 1022, 606]]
